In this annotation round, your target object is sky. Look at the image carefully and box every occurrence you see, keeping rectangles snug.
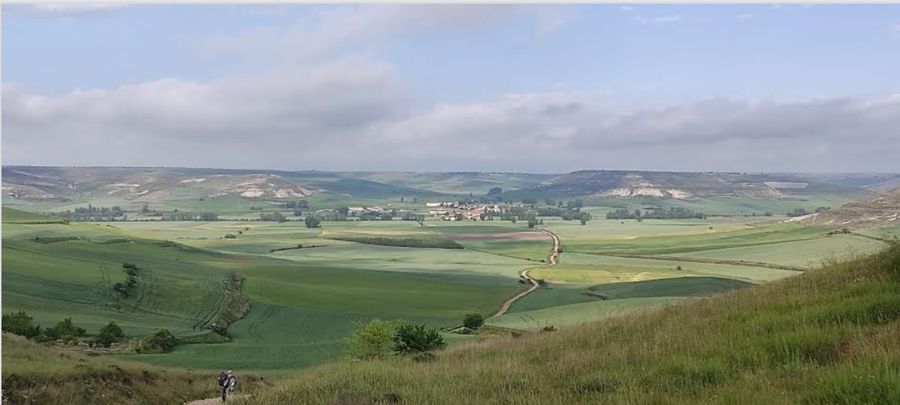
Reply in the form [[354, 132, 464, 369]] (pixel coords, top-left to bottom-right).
[[3, 4, 900, 173]]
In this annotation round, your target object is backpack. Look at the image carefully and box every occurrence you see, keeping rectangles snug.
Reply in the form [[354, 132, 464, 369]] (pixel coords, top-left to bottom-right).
[[217, 372, 228, 387]]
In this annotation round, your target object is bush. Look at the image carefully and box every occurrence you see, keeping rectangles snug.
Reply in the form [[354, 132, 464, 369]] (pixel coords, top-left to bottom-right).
[[2, 311, 42, 339], [393, 323, 445, 354], [462, 313, 484, 330], [348, 319, 397, 360], [137, 329, 177, 353], [44, 318, 86, 342], [96, 321, 126, 348], [113, 282, 130, 297], [304, 215, 321, 228]]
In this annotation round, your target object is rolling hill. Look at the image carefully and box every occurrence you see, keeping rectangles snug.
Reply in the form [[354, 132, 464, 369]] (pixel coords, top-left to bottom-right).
[[511, 170, 898, 199], [802, 187, 900, 227], [238, 243, 900, 404], [5, 167, 895, 212]]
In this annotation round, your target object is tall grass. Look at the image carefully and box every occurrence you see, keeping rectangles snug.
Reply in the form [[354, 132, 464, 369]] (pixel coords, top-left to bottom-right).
[[1, 334, 270, 404], [239, 245, 900, 404]]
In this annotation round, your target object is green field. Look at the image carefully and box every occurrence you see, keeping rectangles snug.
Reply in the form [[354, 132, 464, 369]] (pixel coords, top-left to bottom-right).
[[3, 190, 893, 386], [238, 244, 900, 405]]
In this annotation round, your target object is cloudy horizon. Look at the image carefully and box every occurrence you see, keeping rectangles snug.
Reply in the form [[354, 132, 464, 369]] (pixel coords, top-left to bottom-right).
[[3, 4, 900, 173]]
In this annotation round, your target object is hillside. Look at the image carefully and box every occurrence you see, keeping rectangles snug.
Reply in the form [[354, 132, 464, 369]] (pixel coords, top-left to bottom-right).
[[1, 334, 269, 404], [0, 166, 441, 207], [5, 167, 894, 211], [239, 244, 900, 404], [803, 188, 900, 227], [514, 170, 897, 199]]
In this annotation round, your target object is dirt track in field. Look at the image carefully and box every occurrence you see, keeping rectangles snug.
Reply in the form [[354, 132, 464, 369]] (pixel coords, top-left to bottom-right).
[[487, 229, 560, 320]]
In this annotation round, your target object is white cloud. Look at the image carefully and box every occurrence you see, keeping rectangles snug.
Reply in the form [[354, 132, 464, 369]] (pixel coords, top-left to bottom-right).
[[198, 5, 515, 62], [653, 15, 683, 24], [738, 13, 754, 20], [5, 81, 900, 172]]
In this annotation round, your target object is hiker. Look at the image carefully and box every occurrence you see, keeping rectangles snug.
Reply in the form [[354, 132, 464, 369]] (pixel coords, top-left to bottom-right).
[[217, 369, 237, 402]]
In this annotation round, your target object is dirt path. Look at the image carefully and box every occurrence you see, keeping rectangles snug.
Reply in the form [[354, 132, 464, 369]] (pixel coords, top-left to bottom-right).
[[185, 394, 248, 405], [487, 229, 559, 320]]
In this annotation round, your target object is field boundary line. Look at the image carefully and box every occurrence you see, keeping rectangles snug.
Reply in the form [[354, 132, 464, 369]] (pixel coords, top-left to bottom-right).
[[578, 252, 806, 272]]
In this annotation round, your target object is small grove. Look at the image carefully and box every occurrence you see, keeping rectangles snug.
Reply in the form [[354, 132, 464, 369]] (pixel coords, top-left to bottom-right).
[[2, 311, 177, 353]]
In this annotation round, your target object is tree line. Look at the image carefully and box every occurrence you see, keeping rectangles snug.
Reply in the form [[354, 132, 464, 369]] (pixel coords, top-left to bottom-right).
[[607, 207, 706, 220]]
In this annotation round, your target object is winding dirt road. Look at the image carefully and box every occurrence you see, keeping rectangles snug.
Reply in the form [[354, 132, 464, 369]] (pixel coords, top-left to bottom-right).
[[487, 229, 560, 320]]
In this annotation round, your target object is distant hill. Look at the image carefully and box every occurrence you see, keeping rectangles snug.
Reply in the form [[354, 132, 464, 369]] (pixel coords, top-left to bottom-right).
[[802, 187, 900, 227], [4, 166, 897, 208], [0, 166, 441, 204], [513, 170, 899, 199]]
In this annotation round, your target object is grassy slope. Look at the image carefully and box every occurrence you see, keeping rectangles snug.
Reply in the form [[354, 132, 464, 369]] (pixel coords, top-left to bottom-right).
[[241, 245, 900, 404], [1, 334, 271, 404], [2, 220, 234, 337], [2, 211, 522, 373]]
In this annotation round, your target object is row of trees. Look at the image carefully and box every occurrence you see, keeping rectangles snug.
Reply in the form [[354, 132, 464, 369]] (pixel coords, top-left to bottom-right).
[[259, 212, 286, 222], [58, 205, 126, 221], [2, 311, 125, 348], [113, 263, 140, 298], [786, 206, 831, 217], [141, 204, 218, 221], [606, 207, 705, 220]]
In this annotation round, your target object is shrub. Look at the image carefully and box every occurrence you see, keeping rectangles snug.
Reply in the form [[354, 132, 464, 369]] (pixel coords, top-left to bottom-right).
[[462, 313, 484, 330], [113, 282, 130, 297], [348, 319, 397, 360], [44, 318, 86, 342], [393, 323, 445, 354], [2, 311, 42, 339], [224, 233, 237, 239], [96, 321, 126, 348], [304, 215, 321, 228], [137, 329, 177, 353]]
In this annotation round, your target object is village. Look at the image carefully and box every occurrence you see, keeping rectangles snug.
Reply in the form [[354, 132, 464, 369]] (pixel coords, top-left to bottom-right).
[[340, 200, 531, 221]]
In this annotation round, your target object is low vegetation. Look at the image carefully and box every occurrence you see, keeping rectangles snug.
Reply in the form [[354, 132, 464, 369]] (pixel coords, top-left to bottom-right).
[[348, 320, 447, 360], [607, 207, 706, 220], [136, 329, 178, 354], [2, 334, 269, 404], [238, 244, 900, 404], [326, 233, 463, 249]]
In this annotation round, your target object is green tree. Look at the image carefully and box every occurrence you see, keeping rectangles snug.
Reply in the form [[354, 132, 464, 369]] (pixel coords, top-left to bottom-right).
[[136, 329, 177, 353], [527, 213, 539, 229], [348, 319, 398, 359], [96, 321, 126, 348], [304, 215, 321, 228], [393, 323, 446, 354], [580, 212, 592, 225], [2, 311, 42, 339], [44, 318, 86, 342], [462, 313, 484, 330]]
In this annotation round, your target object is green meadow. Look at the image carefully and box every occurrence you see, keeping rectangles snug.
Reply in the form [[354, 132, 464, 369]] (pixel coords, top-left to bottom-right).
[[2, 197, 893, 390]]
